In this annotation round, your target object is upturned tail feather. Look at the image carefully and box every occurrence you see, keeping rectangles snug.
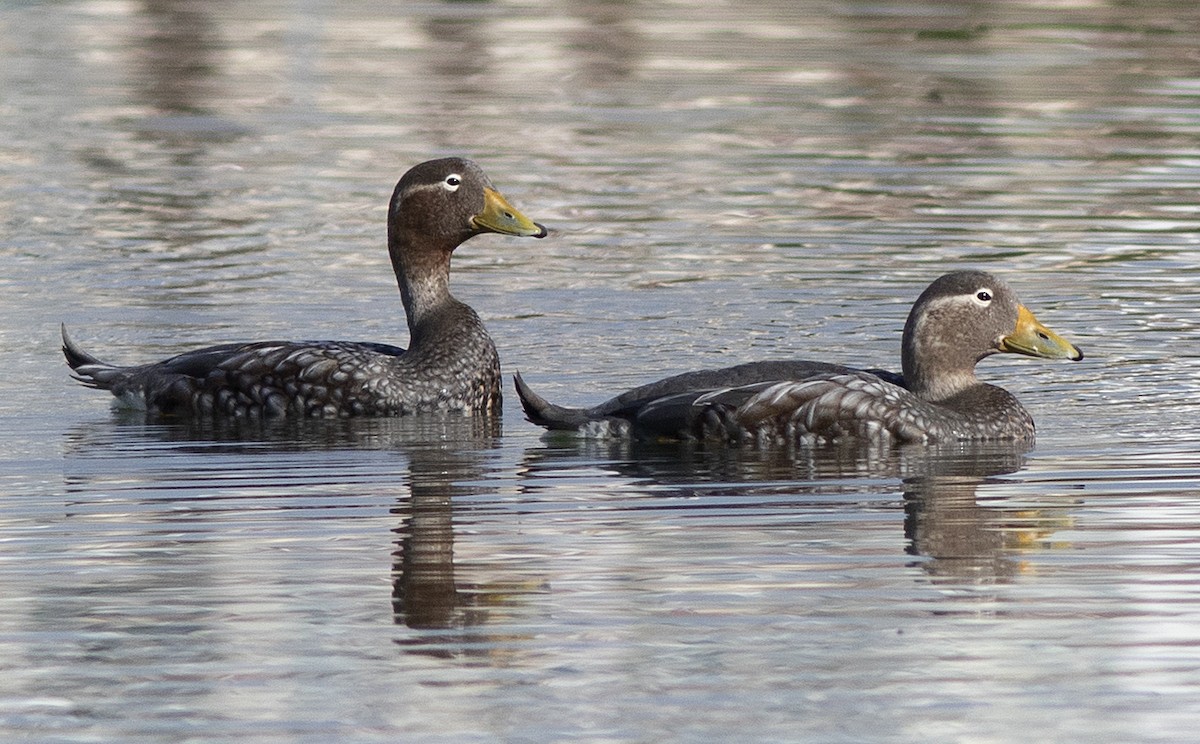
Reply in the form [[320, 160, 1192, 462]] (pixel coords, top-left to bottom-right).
[[61, 324, 121, 390], [512, 371, 593, 430]]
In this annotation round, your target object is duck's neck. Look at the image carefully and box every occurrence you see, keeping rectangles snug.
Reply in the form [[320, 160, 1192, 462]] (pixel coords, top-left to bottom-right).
[[389, 226, 459, 345], [901, 328, 980, 402]]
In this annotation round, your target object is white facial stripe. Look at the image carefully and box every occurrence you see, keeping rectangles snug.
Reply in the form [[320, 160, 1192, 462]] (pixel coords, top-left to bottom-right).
[[404, 177, 464, 200], [407, 182, 447, 195], [919, 291, 991, 311], [921, 294, 974, 314]]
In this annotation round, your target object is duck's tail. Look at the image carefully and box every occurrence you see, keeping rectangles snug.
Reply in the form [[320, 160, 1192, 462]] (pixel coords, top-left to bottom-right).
[[61, 325, 122, 390], [512, 371, 596, 430]]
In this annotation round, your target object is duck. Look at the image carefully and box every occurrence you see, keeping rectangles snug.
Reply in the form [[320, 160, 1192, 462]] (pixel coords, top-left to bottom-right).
[[64, 157, 547, 417], [514, 271, 1083, 444]]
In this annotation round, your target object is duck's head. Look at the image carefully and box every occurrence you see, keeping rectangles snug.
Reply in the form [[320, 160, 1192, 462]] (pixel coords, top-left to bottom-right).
[[901, 270, 1083, 401], [388, 157, 547, 252]]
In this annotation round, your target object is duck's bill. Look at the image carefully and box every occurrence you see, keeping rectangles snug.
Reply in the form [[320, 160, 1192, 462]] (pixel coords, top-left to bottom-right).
[[998, 305, 1084, 361], [472, 187, 548, 238]]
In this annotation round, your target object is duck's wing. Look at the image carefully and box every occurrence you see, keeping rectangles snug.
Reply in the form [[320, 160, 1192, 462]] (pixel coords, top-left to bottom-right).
[[702, 371, 934, 443], [514, 360, 887, 440], [64, 326, 408, 416], [157, 340, 407, 379], [615, 371, 929, 443], [513, 361, 851, 434], [591, 360, 854, 417], [721, 373, 1039, 444], [619, 375, 913, 442]]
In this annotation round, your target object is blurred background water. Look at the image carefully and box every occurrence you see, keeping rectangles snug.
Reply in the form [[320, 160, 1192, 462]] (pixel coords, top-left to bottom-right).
[[2, 0, 1200, 741]]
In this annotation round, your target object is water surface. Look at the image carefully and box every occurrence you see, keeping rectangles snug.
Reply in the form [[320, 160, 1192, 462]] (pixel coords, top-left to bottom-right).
[[2, 1, 1200, 741]]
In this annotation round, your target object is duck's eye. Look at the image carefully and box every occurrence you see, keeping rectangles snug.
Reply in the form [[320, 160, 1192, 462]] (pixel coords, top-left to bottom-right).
[[442, 174, 462, 192], [975, 290, 992, 303]]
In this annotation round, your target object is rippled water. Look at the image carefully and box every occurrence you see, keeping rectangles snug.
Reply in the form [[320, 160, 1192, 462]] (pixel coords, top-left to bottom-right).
[[3, 1, 1200, 741]]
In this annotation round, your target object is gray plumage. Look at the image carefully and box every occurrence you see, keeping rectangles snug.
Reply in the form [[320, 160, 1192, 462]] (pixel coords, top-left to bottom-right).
[[515, 271, 1083, 445], [64, 158, 547, 417]]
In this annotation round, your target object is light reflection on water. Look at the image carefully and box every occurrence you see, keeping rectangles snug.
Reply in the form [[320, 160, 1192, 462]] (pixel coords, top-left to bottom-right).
[[3, 0, 1200, 741]]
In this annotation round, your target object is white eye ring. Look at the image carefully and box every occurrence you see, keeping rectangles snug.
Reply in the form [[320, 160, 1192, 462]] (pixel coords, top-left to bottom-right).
[[442, 174, 462, 192], [973, 288, 993, 305]]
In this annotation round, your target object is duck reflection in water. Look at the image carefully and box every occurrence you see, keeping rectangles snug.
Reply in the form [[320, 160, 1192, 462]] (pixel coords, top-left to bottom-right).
[[391, 442, 528, 641], [518, 438, 1071, 590], [61, 413, 548, 661], [390, 431, 550, 660], [896, 445, 1073, 588]]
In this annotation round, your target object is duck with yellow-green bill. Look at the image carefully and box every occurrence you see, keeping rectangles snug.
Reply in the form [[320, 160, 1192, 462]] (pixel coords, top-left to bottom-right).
[[64, 158, 547, 417], [515, 271, 1083, 444]]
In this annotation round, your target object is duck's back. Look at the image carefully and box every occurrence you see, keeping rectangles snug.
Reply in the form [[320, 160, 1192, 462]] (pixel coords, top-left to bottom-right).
[[593, 360, 859, 416], [516, 359, 856, 436], [64, 322, 502, 418]]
